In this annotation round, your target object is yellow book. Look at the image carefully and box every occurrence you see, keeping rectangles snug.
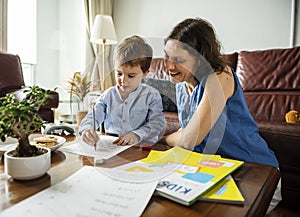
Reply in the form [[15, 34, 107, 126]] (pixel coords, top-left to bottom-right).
[[112, 146, 244, 206], [141, 146, 244, 206], [200, 175, 245, 205]]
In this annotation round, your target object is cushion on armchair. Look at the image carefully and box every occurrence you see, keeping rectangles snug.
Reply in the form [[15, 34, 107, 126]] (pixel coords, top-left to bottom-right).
[[143, 78, 177, 112]]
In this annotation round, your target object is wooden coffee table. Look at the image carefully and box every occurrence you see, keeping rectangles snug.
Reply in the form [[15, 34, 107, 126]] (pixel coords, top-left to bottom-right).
[[0, 135, 280, 217]]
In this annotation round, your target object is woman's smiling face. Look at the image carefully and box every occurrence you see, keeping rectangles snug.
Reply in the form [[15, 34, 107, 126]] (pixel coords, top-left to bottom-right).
[[164, 39, 199, 86]]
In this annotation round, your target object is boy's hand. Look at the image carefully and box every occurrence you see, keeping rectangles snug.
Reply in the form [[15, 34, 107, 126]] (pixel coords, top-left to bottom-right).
[[113, 132, 139, 146], [82, 128, 99, 146]]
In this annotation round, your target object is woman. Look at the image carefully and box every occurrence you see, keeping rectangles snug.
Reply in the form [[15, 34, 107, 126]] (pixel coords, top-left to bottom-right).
[[161, 17, 281, 213], [161, 17, 281, 212]]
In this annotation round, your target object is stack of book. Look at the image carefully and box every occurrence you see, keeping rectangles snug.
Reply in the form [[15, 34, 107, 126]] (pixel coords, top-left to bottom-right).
[[129, 146, 245, 206]]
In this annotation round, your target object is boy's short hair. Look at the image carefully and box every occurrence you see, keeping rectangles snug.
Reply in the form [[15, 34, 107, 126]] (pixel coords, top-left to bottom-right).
[[114, 35, 153, 73]]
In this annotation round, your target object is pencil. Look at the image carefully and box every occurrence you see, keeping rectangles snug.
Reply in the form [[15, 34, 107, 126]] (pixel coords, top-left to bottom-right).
[[93, 105, 96, 151]]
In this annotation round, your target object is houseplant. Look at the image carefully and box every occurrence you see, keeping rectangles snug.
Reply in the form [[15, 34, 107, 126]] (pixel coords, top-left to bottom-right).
[[67, 72, 92, 126], [0, 86, 52, 180]]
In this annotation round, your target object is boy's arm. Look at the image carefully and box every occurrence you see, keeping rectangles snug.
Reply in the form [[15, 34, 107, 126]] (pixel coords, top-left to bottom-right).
[[132, 92, 166, 143], [78, 99, 106, 135]]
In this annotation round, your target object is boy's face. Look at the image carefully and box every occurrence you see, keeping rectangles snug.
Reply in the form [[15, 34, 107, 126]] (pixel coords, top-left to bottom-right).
[[115, 64, 147, 96]]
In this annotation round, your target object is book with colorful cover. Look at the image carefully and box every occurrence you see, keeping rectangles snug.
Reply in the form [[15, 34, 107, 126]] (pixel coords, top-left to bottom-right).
[[200, 175, 245, 205], [140, 146, 244, 206], [110, 146, 244, 206]]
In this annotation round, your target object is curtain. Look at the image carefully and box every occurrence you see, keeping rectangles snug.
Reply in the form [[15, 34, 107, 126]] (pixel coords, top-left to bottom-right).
[[0, 0, 7, 51], [84, 0, 115, 91]]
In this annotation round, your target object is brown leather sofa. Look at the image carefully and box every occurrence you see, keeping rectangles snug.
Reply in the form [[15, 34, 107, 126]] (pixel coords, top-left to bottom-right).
[[0, 52, 59, 123], [146, 46, 300, 209]]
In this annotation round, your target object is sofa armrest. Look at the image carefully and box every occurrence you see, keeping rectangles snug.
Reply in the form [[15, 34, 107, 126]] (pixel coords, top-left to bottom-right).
[[10, 88, 59, 123], [257, 120, 300, 207], [257, 121, 300, 167], [12, 89, 59, 109], [258, 121, 300, 137], [43, 90, 59, 109], [143, 78, 177, 112], [258, 121, 300, 167]]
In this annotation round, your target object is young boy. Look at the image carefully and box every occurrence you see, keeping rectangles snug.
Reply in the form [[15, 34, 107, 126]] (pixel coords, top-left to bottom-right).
[[79, 35, 166, 146]]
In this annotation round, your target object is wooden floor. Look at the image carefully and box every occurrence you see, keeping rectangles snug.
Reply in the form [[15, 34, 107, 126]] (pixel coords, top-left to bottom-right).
[[266, 203, 300, 217]]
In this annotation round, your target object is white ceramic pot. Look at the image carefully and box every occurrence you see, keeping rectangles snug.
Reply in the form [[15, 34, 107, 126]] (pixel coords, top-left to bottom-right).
[[4, 147, 51, 180]]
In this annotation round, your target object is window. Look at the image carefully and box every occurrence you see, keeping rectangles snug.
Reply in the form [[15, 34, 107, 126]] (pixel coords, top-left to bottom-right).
[[22, 63, 35, 85], [7, 0, 36, 85]]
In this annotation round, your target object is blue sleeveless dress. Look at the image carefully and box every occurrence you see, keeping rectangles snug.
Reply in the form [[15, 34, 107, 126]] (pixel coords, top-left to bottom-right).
[[176, 72, 279, 168]]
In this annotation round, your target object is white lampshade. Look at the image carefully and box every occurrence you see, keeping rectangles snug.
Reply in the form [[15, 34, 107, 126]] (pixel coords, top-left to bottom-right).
[[90, 15, 117, 45]]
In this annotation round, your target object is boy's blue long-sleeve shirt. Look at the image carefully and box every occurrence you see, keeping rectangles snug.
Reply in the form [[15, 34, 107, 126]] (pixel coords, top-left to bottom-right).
[[79, 83, 166, 144]]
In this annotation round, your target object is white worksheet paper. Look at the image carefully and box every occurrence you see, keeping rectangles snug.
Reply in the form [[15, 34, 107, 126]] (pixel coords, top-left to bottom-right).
[[0, 166, 157, 217], [59, 135, 133, 159]]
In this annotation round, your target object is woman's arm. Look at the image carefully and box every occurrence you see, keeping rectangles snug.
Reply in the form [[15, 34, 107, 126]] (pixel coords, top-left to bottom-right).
[[161, 128, 181, 146], [164, 68, 234, 149]]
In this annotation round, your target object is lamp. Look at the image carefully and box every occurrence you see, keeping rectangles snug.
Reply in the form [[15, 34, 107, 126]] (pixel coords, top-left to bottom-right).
[[90, 15, 117, 90]]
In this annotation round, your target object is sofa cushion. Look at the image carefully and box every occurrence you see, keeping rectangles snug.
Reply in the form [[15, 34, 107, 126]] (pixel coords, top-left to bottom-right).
[[143, 78, 177, 112], [223, 52, 238, 71], [244, 91, 300, 122], [236, 46, 300, 91], [0, 52, 25, 97], [148, 58, 170, 80]]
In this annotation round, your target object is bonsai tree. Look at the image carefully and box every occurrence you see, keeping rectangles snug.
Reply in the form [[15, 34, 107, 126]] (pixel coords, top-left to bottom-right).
[[0, 86, 52, 157]]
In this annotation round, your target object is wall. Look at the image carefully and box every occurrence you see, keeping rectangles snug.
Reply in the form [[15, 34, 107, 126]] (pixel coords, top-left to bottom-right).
[[34, 0, 299, 116], [35, 0, 85, 118], [36, 0, 299, 90], [57, 0, 85, 98], [36, 0, 59, 89], [36, 0, 84, 95], [295, 0, 300, 45], [113, 0, 297, 55]]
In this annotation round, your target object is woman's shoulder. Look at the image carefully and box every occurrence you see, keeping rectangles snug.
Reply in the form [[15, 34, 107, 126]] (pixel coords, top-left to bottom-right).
[[206, 67, 235, 98], [209, 66, 233, 79]]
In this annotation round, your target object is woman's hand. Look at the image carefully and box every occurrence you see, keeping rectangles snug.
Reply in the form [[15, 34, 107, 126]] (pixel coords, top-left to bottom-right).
[[113, 132, 139, 146], [82, 128, 99, 146]]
